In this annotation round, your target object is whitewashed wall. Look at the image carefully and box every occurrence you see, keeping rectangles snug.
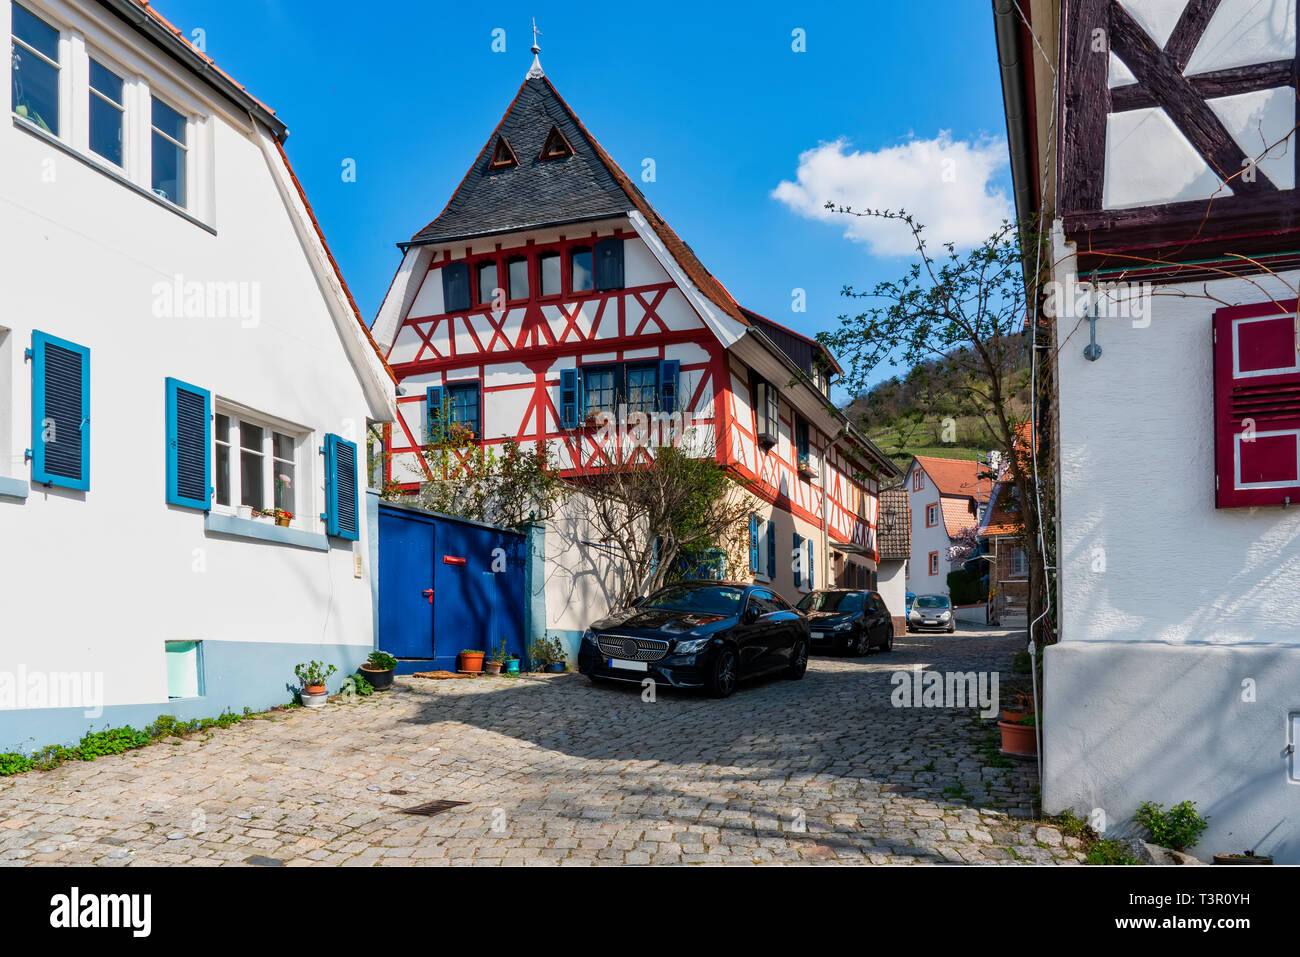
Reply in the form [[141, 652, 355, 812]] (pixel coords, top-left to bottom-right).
[[0, 1, 383, 736]]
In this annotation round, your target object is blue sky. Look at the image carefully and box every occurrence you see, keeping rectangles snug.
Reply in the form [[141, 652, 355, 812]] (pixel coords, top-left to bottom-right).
[[160, 0, 1013, 394]]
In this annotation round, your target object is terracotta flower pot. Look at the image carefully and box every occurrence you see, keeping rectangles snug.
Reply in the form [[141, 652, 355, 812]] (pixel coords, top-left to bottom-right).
[[1002, 709, 1032, 724], [997, 719, 1038, 756], [483, 660, 503, 675], [305, 684, 326, 695], [458, 652, 485, 673], [275, 515, 291, 527]]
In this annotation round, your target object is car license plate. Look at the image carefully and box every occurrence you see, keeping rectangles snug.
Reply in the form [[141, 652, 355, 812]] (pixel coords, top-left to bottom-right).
[[811, 631, 825, 640], [608, 658, 647, 672]]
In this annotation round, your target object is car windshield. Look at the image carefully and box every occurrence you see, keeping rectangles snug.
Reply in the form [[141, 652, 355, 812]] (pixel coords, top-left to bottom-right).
[[914, 595, 950, 609], [641, 584, 744, 616], [797, 592, 865, 613]]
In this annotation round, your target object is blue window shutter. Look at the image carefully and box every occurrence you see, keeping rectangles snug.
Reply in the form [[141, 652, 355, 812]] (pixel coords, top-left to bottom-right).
[[559, 368, 577, 428], [324, 433, 359, 540], [426, 386, 444, 444], [766, 520, 776, 578], [808, 539, 815, 589], [165, 377, 210, 510], [593, 237, 624, 290], [749, 513, 759, 573], [657, 359, 680, 413], [29, 330, 90, 490], [442, 262, 470, 313], [793, 532, 802, 587]]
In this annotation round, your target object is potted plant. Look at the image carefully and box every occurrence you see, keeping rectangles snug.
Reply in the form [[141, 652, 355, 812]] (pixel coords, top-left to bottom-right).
[[1213, 850, 1272, 865], [997, 711, 1037, 756], [266, 507, 293, 527], [484, 638, 507, 675], [295, 660, 337, 708], [529, 636, 567, 673], [457, 649, 485, 673], [505, 654, 521, 675], [360, 650, 397, 690]]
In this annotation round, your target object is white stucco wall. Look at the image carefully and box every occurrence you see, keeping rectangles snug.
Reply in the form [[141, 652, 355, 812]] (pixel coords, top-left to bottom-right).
[[0, 1, 386, 736], [1054, 250, 1300, 644], [1047, 225, 1300, 860], [877, 559, 908, 622], [904, 464, 951, 596]]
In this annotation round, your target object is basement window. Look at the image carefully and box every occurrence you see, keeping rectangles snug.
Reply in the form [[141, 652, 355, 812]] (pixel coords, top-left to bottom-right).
[[165, 641, 204, 699]]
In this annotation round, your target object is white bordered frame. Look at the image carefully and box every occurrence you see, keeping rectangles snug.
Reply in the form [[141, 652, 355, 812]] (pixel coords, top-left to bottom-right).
[[212, 401, 313, 528]]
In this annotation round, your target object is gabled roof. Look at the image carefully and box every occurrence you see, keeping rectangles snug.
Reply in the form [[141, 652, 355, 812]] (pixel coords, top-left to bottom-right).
[[911, 455, 990, 502], [101, 0, 285, 138], [941, 497, 979, 540], [402, 75, 752, 331], [104, 2, 396, 404]]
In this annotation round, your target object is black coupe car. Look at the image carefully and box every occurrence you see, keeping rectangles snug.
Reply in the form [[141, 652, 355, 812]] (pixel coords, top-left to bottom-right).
[[796, 588, 895, 655], [578, 581, 809, 698]]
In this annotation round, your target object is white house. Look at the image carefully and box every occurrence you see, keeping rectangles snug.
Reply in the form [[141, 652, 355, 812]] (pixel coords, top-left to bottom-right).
[[369, 51, 898, 663], [996, 0, 1300, 861], [0, 0, 396, 751], [902, 455, 990, 598]]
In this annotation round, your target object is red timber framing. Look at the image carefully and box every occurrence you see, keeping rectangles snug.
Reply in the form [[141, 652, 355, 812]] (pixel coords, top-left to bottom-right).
[[721, 357, 878, 562], [1059, 0, 1300, 277], [383, 228, 726, 486]]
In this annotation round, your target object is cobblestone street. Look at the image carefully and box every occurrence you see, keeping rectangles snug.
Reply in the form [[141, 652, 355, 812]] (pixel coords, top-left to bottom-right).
[[0, 626, 1080, 865]]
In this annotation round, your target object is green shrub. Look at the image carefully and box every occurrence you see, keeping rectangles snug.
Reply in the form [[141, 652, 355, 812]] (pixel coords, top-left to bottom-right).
[[1011, 651, 1032, 674], [1134, 800, 1209, 852], [0, 752, 34, 776], [366, 650, 398, 671], [1086, 838, 1143, 865]]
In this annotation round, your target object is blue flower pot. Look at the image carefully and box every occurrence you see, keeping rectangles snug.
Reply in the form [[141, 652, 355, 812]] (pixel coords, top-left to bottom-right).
[[546, 661, 566, 673], [504, 658, 520, 675]]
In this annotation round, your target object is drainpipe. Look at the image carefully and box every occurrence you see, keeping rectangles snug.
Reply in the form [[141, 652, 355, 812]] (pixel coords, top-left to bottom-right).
[[819, 445, 830, 586]]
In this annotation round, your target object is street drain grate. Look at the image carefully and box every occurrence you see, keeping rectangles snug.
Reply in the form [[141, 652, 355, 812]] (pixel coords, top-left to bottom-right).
[[400, 800, 467, 817]]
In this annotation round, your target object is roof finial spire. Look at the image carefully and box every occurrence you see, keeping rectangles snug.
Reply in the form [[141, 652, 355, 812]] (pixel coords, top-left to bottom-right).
[[526, 18, 544, 79]]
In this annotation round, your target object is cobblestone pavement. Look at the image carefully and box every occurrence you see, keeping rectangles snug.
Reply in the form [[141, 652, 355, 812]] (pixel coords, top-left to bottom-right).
[[0, 626, 1082, 865]]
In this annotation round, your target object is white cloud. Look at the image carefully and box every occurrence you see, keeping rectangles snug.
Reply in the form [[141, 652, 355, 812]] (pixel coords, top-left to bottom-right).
[[771, 132, 1013, 256]]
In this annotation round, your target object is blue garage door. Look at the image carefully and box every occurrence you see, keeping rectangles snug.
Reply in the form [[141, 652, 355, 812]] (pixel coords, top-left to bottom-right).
[[378, 503, 527, 671]]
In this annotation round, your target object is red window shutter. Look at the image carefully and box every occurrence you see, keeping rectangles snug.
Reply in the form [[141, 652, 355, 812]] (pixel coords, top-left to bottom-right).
[[1213, 299, 1300, 508]]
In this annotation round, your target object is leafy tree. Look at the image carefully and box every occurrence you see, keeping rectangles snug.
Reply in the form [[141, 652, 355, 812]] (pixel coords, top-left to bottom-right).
[[819, 209, 1054, 641], [382, 412, 565, 530]]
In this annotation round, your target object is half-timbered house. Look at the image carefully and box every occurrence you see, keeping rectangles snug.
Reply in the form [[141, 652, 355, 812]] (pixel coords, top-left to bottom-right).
[[371, 53, 899, 659], [995, 0, 1299, 860]]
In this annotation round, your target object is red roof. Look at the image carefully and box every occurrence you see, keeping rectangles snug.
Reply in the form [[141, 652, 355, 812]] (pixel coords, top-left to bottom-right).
[[913, 455, 991, 502]]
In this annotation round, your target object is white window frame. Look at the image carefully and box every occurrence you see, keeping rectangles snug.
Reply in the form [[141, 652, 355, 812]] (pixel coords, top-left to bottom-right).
[[8, 1, 212, 223], [148, 90, 190, 209], [1009, 547, 1029, 578], [213, 403, 311, 528]]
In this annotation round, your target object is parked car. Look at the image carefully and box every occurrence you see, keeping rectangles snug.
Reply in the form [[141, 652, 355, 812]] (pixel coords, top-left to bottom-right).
[[578, 581, 810, 698], [795, 589, 894, 655], [908, 594, 956, 633]]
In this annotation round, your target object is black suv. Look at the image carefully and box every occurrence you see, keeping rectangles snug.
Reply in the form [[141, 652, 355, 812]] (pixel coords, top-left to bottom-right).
[[578, 581, 810, 698], [796, 589, 895, 655]]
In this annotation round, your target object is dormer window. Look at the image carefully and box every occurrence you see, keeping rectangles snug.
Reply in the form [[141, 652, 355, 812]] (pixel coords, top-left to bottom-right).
[[488, 134, 519, 170], [539, 124, 574, 161]]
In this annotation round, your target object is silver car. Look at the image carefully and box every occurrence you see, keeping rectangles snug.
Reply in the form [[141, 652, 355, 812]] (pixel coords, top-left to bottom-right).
[[908, 594, 956, 633]]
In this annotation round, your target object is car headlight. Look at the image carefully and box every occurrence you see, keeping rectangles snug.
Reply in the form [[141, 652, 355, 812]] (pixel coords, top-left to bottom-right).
[[673, 637, 711, 655], [909, 611, 921, 620], [582, 628, 599, 645], [939, 612, 950, 621], [834, 621, 854, 631]]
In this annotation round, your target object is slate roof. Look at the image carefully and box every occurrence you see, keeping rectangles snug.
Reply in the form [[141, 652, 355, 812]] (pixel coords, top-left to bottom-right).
[[404, 75, 753, 331], [408, 78, 630, 246], [877, 486, 911, 561]]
